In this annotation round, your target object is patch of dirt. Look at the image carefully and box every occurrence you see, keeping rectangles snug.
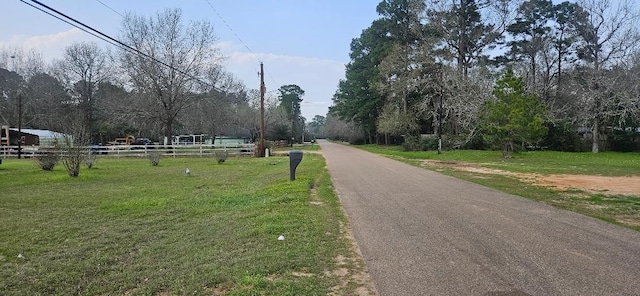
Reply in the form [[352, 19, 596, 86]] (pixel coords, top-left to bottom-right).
[[212, 286, 229, 295], [616, 217, 640, 227], [327, 268, 349, 277], [422, 160, 640, 196], [313, 177, 377, 295], [291, 271, 314, 277], [327, 221, 378, 296], [530, 175, 640, 196]]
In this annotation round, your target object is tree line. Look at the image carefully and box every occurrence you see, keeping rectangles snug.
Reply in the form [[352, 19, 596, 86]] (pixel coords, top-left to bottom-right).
[[329, 0, 640, 153], [0, 8, 311, 146]]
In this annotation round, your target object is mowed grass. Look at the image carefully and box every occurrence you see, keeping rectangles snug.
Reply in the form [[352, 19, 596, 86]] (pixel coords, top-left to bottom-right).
[[356, 145, 640, 230], [357, 145, 640, 176], [0, 155, 362, 295]]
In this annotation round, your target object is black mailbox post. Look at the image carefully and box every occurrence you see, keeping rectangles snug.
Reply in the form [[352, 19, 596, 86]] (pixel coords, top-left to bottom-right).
[[289, 150, 303, 181]]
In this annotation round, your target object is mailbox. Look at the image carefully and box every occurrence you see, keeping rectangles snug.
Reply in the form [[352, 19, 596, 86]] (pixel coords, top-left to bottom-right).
[[289, 150, 303, 181]]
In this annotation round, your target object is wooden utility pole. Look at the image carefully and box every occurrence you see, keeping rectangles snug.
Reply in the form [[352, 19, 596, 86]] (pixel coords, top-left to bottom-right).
[[258, 63, 266, 157], [18, 93, 22, 159], [291, 101, 295, 147], [437, 64, 443, 155]]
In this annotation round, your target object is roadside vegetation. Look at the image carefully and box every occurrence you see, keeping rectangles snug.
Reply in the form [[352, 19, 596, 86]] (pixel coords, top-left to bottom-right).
[[272, 143, 321, 152], [356, 144, 640, 231], [329, 0, 640, 156], [0, 155, 373, 295]]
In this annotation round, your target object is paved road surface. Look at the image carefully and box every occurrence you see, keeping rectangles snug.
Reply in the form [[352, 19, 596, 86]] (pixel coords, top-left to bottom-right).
[[319, 140, 640, 296]]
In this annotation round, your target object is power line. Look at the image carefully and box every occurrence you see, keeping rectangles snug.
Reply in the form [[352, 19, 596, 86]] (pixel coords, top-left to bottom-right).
[[20, 1, 122, 50], [202, 0, 281, 88], [93, 0, 123, 17], [203, 0, 256, 56], [22, 0, 216, 89]]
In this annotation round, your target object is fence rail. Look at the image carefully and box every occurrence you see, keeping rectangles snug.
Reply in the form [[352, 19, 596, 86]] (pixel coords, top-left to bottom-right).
[[0, 144, 255, 158]]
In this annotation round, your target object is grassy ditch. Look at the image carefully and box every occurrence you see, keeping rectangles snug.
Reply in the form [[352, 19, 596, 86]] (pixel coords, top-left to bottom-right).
[[356, 145, 640, 231], [0, 155, 372, 295]]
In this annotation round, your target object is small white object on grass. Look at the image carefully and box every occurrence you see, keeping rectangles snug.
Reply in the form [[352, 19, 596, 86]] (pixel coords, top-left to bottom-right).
[[278, 235, 285, 241], [17, 253, 24, 259], [185, 167, 190, 175]]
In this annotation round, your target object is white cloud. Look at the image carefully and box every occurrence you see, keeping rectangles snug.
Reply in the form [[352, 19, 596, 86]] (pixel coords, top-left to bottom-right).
[[0, 28, 94, 61]]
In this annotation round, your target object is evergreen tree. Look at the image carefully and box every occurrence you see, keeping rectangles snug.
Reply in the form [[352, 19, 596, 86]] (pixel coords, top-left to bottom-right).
[[428, 0, 501, 79], [505, 0, 554, 87], [483, 69, 548, 158], [332, 0, 425, 143]]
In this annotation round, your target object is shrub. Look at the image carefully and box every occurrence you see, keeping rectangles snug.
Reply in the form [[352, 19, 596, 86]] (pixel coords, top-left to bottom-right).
[[608, 128, 640, 152], [34, 150, 59, 171], [58, 120, 91, 177], [214, 150, 228, 164], [85, 152, 98, 169], [148, 152, 161, 166], [542, 121, 584, 152], [350, 137, 366, 145], [401, 135, 438, 151]]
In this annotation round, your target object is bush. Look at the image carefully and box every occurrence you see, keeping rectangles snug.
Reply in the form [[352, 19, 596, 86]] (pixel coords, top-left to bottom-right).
[[85, 152, 98, 169], [608, 128, 640, 152], [542, 121, 585, 152], [34, 151, 59, 171], [401, 135, 438, 151], [148, 152, 161, 166], [460, 132, 488, 150], [59, 120, 91, 177], [214, 150, 228, 164], [349, 136, 367, 145]]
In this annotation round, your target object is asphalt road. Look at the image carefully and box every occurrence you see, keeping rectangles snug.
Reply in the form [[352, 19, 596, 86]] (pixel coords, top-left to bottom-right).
[[319, 140, 640, 296]]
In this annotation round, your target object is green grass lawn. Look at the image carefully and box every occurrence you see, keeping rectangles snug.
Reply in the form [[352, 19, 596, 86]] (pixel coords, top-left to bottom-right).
[[357, 145, 640, 176], [355, 145, 640, 231], [272, 143, 321, 152], [0, 155, 370, 295]]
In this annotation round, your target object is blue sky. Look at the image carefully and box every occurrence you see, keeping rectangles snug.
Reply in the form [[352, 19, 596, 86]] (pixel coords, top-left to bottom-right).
[[0, 0, 381, 119]]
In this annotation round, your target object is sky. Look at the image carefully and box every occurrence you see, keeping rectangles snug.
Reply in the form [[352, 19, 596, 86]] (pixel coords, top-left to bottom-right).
[[0, 0, 382, 120]]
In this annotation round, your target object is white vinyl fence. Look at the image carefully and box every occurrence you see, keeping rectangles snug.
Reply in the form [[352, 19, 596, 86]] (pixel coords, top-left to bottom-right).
[[0, 144, 255, 159]]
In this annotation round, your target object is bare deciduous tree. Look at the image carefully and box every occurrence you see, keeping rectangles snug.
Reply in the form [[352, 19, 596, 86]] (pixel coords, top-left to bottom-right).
[[182, 66, 249, 138], [325, 113, 365, 144], [0, 47, 45, 79], [119, 8, 222, 141], [0, 67, 24, 126], [574, 0, 640, 152], [25, 73, 70, 129], [52, 42, 109, 132], [439, 68, 494, 148], [58, 117, 91, 177]]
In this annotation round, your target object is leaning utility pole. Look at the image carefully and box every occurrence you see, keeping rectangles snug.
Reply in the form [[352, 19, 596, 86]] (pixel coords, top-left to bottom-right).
[[258, 63, 266, 157]]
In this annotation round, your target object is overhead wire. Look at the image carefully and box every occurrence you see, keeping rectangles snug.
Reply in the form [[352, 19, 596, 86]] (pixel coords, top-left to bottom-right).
[[203, 0, 256, 57], [93, 0, 124, 17], [22, 0, 217, 89], [20, 1, 121, 50], [202, 0, 281, 91]]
